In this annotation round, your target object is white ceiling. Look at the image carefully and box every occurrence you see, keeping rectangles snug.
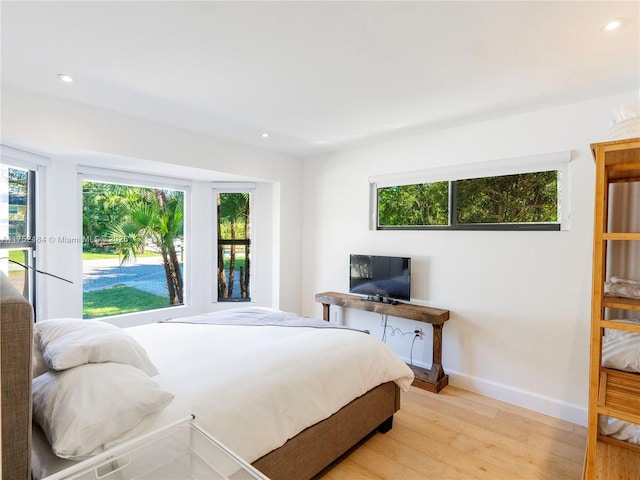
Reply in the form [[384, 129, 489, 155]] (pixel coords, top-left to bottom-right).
[[1, 1, 639, 158]]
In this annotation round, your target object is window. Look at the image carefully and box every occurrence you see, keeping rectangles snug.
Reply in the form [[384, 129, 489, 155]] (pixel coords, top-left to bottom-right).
[[0, 165, 36, 304], [82, 178, 186, 318], [216, 191, 251, 302], [455, 171, 559, 226], [372, 151, 570, 231]]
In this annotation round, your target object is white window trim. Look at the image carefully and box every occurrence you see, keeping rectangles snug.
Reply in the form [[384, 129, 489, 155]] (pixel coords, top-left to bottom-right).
[[1, 144, 52, 170], [78, 165, 192, 191], [369, 150, 573, 231], [211, 182, 256, 191]]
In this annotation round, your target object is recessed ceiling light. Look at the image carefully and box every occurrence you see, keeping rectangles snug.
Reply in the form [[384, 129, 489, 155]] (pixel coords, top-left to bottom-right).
[[604, 20, 622, 31], [57, 74, 74, 83], [261, 133, 269, 138]]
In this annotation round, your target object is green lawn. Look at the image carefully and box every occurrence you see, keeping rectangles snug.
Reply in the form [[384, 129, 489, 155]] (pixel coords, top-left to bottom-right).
[[6, 250, 29, 278], [83, 285, 172, 318], [8, 250, 25, 262]]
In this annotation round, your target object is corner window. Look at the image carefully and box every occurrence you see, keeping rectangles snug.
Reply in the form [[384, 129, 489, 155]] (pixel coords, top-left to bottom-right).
[[372, 151, 570, 231], [216, 191, 251, 302], [82, 179, 186, 318]]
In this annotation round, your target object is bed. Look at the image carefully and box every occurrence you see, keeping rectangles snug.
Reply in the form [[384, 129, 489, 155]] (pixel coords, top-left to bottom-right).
[[1, 272, 414, 480]]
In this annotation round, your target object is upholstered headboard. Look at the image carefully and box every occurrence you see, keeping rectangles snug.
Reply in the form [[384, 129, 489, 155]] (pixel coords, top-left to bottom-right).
[[1, 271, 33, 479]]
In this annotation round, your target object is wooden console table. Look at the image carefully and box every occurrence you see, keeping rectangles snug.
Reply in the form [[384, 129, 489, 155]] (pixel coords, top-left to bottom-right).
[[315, 291, 450, 393]]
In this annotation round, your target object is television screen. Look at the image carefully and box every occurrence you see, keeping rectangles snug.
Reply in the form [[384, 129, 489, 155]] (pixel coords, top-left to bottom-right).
[[349, 254, 411, 302]]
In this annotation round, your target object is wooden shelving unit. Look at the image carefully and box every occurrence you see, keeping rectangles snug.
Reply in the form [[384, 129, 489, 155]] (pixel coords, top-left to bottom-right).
[[315, 291, 450, 393], [584, 137, 640, 479]]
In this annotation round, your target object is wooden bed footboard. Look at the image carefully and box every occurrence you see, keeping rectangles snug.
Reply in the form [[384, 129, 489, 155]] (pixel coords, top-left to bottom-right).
[[252, 381, 400, 480]]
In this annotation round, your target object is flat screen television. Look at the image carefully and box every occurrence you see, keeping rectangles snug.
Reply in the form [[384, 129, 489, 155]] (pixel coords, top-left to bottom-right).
[[349, 254, 411, 303]]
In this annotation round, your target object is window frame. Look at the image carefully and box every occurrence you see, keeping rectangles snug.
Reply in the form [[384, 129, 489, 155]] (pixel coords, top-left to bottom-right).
[[0, 166, 37, 303], [1, 145, 51, 317], [79, 166, 192, 318], [370, 150, 571, 232], [213, 183, 255, 303]]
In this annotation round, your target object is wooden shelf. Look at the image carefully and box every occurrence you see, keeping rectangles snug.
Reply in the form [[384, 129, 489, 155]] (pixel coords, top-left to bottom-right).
[[587, 438, 640, 480], [600, 319, 640, 334], [585, 138, 640, 479], [590, 439, 640, 480], [314, 291, 449, 325], [315, 291, 450, 393], [606, 161, 640, 183], [603, 294, 640, 312], [602, 232, 640, 241], [606, 163, 640, 183]]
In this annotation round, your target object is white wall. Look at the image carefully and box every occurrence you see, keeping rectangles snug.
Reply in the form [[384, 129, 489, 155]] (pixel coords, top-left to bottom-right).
[[301, 91, 637, 425], [1, 86, 303, 320]]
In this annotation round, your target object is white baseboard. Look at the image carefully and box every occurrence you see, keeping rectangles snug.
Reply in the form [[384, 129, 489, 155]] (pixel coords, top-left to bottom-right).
[[405, 360, 587, 427]]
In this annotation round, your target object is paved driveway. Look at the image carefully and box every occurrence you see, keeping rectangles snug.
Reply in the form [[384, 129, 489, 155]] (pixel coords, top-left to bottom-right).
[[83, 257, 172, 297], [83, 256, 241, 298]]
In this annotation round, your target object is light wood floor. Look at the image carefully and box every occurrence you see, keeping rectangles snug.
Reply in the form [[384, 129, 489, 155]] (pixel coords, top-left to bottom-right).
[[318, 385, 587, 479]]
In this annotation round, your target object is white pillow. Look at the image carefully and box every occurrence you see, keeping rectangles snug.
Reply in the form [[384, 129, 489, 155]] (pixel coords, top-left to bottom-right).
[[602, 328, 640, 373], [32, 336, 49, 378], [35, 318, 158, 375], [32, 362, 174, 459]]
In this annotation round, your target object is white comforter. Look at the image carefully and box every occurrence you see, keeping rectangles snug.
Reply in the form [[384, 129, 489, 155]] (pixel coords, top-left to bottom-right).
[[33, 307, 414, 478]]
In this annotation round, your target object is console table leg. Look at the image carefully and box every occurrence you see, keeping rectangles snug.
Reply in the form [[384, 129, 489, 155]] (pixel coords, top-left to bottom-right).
[[321, 303, 330, 321], [427, 363, 445, 382], [432, 325, 443, 374]]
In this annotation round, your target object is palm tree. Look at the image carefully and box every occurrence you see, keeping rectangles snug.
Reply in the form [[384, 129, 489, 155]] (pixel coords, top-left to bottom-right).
[[217, 192, 250, 299], [109, 189, 184, 304]]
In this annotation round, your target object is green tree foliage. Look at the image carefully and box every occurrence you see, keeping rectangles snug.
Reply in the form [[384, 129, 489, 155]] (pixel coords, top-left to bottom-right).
[[456, 171, 558, 224], [378, 182, 449, 226], [82, 182, 141, 249]]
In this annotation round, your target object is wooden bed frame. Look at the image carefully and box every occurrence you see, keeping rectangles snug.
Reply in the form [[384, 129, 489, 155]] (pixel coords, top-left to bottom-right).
[[0, 271, 399, 480], [253, 381, 399, 480]]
